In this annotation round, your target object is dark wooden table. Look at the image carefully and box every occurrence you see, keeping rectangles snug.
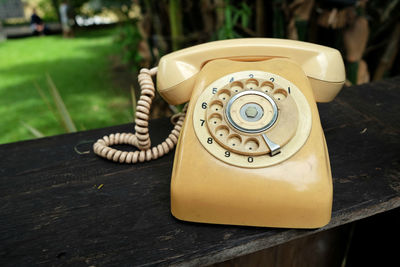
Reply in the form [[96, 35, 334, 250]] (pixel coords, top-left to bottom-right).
[[1, 77, 399, 266]]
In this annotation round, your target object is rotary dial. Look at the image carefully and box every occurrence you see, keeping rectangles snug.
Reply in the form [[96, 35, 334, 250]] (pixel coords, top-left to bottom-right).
[[193, 71, 312, 168]]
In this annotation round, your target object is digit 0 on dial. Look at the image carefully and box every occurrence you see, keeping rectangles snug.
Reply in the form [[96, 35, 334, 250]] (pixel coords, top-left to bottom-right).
[[193, 70, 312, 168]]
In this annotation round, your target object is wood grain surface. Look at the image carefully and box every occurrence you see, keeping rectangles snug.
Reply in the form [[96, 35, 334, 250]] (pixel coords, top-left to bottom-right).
[[0, 77, 399, 266]]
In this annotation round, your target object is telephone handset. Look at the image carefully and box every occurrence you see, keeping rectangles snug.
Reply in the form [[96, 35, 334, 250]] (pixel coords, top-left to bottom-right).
[[94, 38, 345, 228], [157, 38, 345, 105]]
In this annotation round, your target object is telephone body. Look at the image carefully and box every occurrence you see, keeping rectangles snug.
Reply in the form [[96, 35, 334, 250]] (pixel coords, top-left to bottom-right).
[[156, 39, 345, 228]]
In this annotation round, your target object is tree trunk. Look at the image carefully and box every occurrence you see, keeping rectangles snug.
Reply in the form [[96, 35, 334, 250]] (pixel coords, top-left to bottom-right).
[[255, 0, 265, 36], [0, 21, 6, 42], [169, 0, 183, 51]]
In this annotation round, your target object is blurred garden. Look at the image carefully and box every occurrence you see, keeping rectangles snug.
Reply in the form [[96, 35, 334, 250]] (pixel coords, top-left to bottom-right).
[[0, 0, 399, 144]]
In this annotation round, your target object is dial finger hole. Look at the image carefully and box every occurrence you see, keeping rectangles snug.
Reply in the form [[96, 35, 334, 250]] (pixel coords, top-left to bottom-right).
[[209, 113, 222, 125], [244, 138, 259, 151], [210, 100, 223, 112], [245, 79, 259, 90], [217, 89, 231, 101], [227, 134, 242, 147], [273, 89, 287, 101], [216, 125, 229, 138], [260, 81, 274, 93], [230, 81, 244, 93]]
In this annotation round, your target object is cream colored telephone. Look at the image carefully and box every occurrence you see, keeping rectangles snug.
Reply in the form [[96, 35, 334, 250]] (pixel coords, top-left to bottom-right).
[[94, 38, 345, 228]]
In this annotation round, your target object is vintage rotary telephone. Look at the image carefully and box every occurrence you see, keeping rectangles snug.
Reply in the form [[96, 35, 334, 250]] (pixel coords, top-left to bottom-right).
[[94, 38, 345, 228]]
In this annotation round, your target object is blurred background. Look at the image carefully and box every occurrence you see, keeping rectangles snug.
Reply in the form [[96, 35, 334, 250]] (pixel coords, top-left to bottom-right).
[[0, 0, 399, 144]]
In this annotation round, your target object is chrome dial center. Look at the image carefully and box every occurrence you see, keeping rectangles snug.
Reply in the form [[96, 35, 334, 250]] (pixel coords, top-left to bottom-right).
[[225, 90, 278, 134]]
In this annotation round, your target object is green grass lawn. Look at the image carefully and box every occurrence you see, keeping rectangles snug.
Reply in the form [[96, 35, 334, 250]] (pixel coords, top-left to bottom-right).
[[0, 28, 133, 144]]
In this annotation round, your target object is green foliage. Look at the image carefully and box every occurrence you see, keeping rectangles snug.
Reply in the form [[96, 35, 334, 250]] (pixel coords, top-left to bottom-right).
[[37, 0, 58, 21], [68, 0, 92, 15], [0, 28, 132, 144], [113, 22, 143, 71], [20, 121, 45, 138], [69, 0, 134, 18], [215, 0, 251, 40], [100, 0, 133, 19], [45, 73, 77, 132]]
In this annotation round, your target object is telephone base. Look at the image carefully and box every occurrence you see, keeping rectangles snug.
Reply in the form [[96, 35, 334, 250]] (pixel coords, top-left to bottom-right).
[[170, 138, 332, 229], [170, 59, 333, 228]]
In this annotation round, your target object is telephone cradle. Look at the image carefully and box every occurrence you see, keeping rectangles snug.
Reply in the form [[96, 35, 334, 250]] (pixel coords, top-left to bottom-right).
[[94, 38, 345, 228]]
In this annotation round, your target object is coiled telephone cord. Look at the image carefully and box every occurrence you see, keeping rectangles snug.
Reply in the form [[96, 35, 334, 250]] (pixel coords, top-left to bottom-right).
[[93, 67, 187, 163]]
